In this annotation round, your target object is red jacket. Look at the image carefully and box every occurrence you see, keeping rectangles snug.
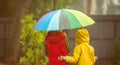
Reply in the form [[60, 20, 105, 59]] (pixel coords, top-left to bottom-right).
[[45, 32, 68, 65]]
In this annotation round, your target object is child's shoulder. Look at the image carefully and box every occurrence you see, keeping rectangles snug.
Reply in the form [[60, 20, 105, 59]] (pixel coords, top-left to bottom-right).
[[75, 44, 82, 49]]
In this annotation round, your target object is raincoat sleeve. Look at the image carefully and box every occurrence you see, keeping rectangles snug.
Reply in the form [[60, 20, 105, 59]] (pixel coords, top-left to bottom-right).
[[93, 49, 97, 64], [93, 57, 96, 64], [65, 45, 81, 64], [90, 46, 97, 64]]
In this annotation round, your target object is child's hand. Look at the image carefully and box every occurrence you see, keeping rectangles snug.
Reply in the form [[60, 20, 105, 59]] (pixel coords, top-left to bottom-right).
[[58, 56, 65, 61], [95, 56, 98, 60]]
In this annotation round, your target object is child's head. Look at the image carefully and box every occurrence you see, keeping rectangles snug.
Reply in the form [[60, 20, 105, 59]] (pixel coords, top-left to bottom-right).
[[75, 28, 90, 45]]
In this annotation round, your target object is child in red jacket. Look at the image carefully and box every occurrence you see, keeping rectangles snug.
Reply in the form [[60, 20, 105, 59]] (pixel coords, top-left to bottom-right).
[[45, 31, 68, 65]]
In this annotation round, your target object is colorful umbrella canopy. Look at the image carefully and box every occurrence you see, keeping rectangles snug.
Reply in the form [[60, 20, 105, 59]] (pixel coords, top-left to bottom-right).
[[34, 9, 95, 31]]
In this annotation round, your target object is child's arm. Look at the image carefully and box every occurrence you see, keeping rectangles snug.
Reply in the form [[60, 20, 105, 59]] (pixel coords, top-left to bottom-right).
[[58, 45, 81, 64]]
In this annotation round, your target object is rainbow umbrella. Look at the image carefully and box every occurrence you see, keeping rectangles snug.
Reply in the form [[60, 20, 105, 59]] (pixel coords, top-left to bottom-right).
[[34, 9, 95, 31]]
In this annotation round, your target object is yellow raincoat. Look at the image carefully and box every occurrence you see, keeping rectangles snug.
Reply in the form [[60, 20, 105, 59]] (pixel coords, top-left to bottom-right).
[[65, 29, 96, 65]]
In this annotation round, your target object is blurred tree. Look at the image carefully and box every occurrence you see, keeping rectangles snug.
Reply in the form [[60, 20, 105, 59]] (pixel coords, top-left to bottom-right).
[[19, 14, 48, 65], [29, 0, 80, 18], [70, 0, 92, 14], [102, 0, 108, 14], [83, 0, 91, 14], [0, 0, 79, 65], [90, 0, 97, 14], [90, 0, 108, 15], [1, 0, 33, 64], [70, 0, 120, 15]]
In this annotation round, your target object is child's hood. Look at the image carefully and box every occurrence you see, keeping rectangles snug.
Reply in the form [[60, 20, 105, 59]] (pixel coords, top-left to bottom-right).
[[75, 29, 90, 45]]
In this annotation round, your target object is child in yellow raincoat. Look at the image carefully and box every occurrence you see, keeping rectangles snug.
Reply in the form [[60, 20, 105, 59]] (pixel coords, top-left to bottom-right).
[[58, 28, 98, 65]]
